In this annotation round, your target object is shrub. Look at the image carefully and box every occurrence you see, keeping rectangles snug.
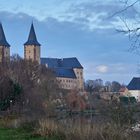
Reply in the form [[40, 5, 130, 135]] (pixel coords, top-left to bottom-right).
[[36, 119, 139, 140], [0, 76, 22, 111]]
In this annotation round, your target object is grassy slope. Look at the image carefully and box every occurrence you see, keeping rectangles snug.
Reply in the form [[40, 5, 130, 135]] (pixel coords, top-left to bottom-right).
[[0, 128, 58, 140]]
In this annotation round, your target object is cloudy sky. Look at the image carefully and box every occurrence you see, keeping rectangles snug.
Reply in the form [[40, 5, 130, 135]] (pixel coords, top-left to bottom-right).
[[0, 0, 140, 84]]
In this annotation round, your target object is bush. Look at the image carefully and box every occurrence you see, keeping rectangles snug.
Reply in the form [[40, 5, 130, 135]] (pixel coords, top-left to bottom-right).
[[36, 119, 139, 140], [109, 102, 136, 125], [0, 76, 22, 111], [120, 96, 136, 104]]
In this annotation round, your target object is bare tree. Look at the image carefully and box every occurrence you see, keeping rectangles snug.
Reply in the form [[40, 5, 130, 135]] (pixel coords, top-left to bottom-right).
[[114, 0, 140, 53], [66, 89, 87, 111], [0, 54, 60, 118], [85, 79, 104, 93], [111, 81, 121, 92]]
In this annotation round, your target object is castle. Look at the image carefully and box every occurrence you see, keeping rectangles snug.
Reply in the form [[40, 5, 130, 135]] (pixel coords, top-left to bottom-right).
[[0, 23, 84, 91]]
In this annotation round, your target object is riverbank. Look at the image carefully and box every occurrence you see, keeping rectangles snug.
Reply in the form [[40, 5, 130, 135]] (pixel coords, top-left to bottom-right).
[[0, 127, 60, 140], [0, 127, 42, 140], [0, 115, 140, 140], [0, 122, 139, 140]]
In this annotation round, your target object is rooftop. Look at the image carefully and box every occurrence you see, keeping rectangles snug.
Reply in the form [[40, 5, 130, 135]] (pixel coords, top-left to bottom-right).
[[0, 23, 10, 47], [24, 23, 41, 46], [41, 57, 83, 79], [41, 57, 83, 69], [53, 68, 76, 79], [127, 77, 140, 90]]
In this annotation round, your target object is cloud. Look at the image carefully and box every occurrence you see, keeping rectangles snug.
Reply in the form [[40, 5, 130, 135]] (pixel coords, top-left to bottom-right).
[[84, 62, 138, 84], [0, 0, 138, 32], [0, 10, 138, 83], [96, 65, 109, 73], [58, 1, 139, 31]]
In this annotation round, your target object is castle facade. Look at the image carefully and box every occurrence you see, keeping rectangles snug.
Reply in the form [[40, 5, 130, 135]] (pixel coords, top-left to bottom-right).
[[0, 23, 84, 91]]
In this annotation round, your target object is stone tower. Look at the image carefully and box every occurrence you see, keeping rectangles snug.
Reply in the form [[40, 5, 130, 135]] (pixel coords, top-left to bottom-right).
[[24, 23, 41, 64], [0, 23, 10, 63]]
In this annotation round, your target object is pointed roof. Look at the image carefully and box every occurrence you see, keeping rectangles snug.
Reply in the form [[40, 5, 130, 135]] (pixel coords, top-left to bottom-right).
[[0, 23, 10, 47], [24, 23, 41, 46]]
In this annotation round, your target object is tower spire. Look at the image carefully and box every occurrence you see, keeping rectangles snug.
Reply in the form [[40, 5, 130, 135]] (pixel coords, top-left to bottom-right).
[[24, 23, 41, 64], [0, 23, 10, 47], [24, 23, 41, 46]]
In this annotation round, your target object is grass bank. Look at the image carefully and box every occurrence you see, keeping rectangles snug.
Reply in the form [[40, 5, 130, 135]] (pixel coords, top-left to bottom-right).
[[0, 127, 60, 140], [0, 116, 57, 140], [0, 116, 140, 140]]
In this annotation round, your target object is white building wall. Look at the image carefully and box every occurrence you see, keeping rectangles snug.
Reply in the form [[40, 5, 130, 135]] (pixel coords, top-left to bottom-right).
[[129, 90, 140, 102]]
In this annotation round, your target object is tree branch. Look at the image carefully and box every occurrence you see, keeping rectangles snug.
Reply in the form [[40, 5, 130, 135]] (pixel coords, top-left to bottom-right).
[[110, 0, 139, 18]]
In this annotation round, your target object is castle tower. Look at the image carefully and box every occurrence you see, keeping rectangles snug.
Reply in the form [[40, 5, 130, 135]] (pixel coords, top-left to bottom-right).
[[24, 23, 41, 64], [0, 23, 10, 63]]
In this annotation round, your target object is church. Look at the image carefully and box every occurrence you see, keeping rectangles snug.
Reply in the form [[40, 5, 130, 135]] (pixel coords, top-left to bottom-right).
[[0, 23, 84, 91]]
